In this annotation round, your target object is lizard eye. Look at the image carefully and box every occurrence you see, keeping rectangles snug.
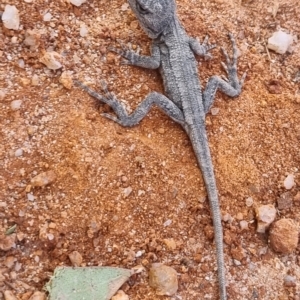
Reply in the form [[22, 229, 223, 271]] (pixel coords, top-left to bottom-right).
[[136, 2, 149, 15]]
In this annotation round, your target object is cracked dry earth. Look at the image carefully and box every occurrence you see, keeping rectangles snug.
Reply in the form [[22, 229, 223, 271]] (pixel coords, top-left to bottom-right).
[[1, 0, 300, 299]]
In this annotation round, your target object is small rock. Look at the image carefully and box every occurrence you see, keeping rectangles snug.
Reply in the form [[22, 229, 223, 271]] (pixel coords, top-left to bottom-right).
[[24, 29, 41, 50], [31, 170, 56, 187], [149, 264, 178, 296], [11, 100, 22, 110], [211, 107, 220, 115], [111, 290, 129, 300], [267, 30, 293, 54], [4, 256, 16, 268], [31, 74, 40, 86], [270, 219, 299, 254], [277, 192, 293, 210], [70, 0, 87, 6], [255, 204, 276, 233], [123, 186, 132, 197], [283, 174, 295, 190], [28, 291, 46, 300], [59, 71, 73, 89], [245, 197, 254, 207], [283, 275, 296, 287], [231, 245, 247, 261], [79, 24, 88, 37], [68, 251, 83, 267], [240, 220, 248, 230], [3, 290, 18, 300], [14, 148, 23, 157], [39, 51, 63, 70], [163, 238, 177, 250], [0, 234, 16, 251], [43, 12, 52, 22], [2, 5, 20, 30]]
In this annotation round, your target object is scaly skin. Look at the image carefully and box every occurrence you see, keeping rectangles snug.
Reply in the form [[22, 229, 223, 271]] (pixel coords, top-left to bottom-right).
[[75, 1, 246, 299]]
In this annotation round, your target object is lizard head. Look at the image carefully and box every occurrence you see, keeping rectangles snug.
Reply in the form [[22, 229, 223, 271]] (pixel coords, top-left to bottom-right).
[[128, 0, 176, 39]]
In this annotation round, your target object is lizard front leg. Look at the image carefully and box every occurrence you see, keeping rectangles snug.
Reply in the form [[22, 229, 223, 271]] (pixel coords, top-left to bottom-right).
[[189, 35, 216, 60], [74, 80, 186, 128], [203, 33, 246, 114], [109, 43, 160, 69]]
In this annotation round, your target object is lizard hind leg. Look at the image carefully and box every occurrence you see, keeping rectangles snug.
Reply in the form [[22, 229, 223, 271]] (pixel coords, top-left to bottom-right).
[[202, 33, 246, 114], [75, 80, 186, 128]]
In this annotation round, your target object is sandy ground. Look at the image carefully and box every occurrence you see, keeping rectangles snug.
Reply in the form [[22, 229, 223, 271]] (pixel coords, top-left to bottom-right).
[[0, 0, 300, 299]]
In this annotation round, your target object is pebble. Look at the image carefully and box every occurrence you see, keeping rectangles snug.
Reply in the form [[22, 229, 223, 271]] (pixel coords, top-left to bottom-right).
[[18, 59, 25, 68], [267, 30, 293, 54], [283, 174, 295, 190], [31, 170, 56, 187], [149, 264, 178, 296], [28, 291, 47, 300], [123, 186, 132, 197], [2, 5, 20, 30], [4, 256, 16, 268], [211, 107, 220, 115], [70, 0, 87, 6], [240, 220, 249, 230], [255, 204, 276, 233], [0, 234, 16, 251], [68, 251, 83, 267], [24, 29, 41, 50], [111, 290, 129, 300], [14, 148, 23, 157], [3, 290, 18, 300], [39, 51, 63, 70], [163, 238, 177, 250], [59, 71, 73, 89], [245, 197, 254, 207], [283, 275, 296, 287], [80, 24, 88, 37], [269, 218, 299, 254], [31, 74, 40, 86], [11, 100, 22, 110], [277, 192, 293, 210], [43, 12, 52, 22]]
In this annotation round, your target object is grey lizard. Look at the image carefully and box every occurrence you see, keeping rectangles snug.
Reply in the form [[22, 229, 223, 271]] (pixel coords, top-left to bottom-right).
[[75, 1, 246, 299]]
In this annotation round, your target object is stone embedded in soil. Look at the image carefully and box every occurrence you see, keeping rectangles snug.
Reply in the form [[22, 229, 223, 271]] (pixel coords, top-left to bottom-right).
[[11, 100, 22, 110], [267, 30, 293, 54], [70, 0, 87, 6], [269, 218, 299, 254], [59, 71, 73, 89], [255, 204, 277, 233], [3, 290, 18, 300], [2, 5, 20, 30], [68, 251, 83, 267], [39, 51, 63, 70], [283, 174, 295, 190], [0, 234, 16, 251], [283, 275, 296, 287], [31, 170, 56, 187], [277, 192, 293, 210], [148, 263, 178, 296], [28, 291, 47, 300], [111, 290, 129, 300]]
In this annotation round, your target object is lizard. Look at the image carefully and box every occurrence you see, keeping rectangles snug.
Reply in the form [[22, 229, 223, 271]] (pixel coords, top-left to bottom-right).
[[75, 0, 246, 299]]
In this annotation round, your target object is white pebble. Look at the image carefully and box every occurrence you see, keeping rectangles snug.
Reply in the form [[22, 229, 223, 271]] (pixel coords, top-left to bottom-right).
[[268, 30, 293, 54], [70, 0, 87, 6], [284, 174, 295, 190], [18, 59, 25, 68], [240, 220, 248, 230], [27, 193, 35, 201], [11, 100, 22, 110], [245, 197, 254, 207], [163, 219, 172, 227], [80, 24, 88, 37], [43, 12, 52, 22], [2, 5, 20, 30], [15, 148, 23, 157], [211, 107, 220, 116]]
